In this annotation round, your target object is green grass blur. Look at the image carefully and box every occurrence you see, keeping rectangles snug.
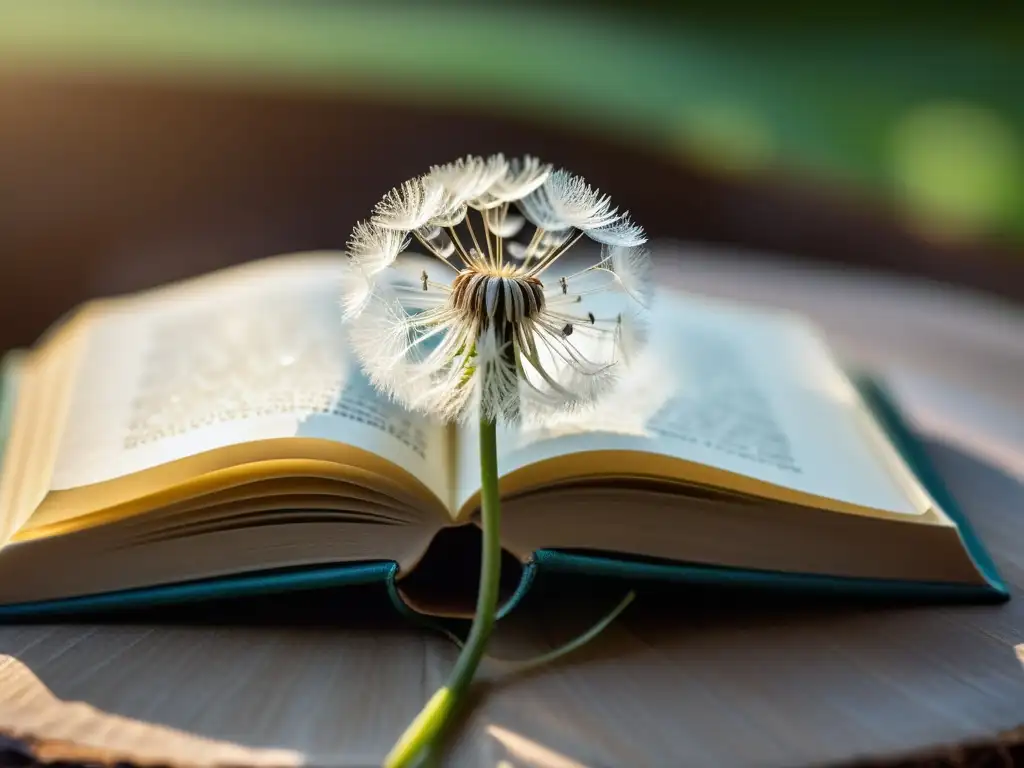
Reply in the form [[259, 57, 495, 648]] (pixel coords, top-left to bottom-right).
[[1, 1, 1022, 245]]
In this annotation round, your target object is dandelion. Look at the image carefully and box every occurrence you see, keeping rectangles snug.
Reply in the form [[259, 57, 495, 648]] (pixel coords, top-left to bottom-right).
[[340, 154, 648, 767], [344, 154, 649, 426]]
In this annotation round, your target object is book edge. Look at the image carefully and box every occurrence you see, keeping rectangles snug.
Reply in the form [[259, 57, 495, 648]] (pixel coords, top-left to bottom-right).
[[853, 374, 1008, 598]]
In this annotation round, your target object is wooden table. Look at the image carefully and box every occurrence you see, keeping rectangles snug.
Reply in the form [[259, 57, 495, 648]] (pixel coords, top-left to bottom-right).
[[2, 244, 1023, 767]]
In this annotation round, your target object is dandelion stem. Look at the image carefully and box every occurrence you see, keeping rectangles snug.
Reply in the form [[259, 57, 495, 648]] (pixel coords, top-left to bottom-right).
[[383, 418, 503, 768]]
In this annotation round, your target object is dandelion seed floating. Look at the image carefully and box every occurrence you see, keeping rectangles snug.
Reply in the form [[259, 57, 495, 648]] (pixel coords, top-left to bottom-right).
[[341, 154, 650, 424], [340, 155, 647, 768]]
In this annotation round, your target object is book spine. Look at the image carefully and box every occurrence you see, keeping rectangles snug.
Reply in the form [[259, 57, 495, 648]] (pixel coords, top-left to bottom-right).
[[384, 558, 539, 623]]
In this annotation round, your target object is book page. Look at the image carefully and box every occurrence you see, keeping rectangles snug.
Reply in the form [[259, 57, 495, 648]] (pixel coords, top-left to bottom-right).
[[48, 255, 451, 505], [456, 287, 932, 517]]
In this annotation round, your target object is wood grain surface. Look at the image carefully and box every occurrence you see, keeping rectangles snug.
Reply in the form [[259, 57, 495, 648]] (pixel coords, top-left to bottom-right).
[[1, 245, 1023, 768]]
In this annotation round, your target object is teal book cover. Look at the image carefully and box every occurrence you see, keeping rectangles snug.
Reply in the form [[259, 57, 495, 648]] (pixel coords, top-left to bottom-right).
[[0, 349, 1007, 622]]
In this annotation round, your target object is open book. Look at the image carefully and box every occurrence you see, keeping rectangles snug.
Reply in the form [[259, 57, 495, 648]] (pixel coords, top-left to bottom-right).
[[0, 253, 1006, 619]]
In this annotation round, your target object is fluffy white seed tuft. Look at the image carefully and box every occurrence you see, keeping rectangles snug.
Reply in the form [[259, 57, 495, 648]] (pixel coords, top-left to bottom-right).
[[372, 176, 445, 231], [430, 154, 509, 211], [489, 156, 551, 202], [518, 170, 621, 232], [588, 213, 648, 247], [606, 243, 652, 305], [346, 220, 409, 274]]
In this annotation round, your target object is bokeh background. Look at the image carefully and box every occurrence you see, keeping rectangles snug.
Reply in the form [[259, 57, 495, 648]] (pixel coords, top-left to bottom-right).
[[2, 1, 1023, 352]]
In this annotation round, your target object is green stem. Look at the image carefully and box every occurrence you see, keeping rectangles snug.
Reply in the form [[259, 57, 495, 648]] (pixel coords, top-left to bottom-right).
[[494, 591, 635, 677], [384, 418, 502, 768]]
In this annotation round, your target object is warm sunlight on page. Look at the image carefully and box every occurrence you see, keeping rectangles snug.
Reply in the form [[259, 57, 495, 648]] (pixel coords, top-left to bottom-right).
[[458, 290, 931, 516], [49, 257, 451, 502]]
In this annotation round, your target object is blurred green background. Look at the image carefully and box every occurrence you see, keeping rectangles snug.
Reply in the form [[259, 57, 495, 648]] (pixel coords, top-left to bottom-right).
[[3, 1, 1023, 246]]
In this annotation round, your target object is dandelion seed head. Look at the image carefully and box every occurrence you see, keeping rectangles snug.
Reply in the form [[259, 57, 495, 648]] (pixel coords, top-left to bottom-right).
[[342, 154, 651, 424]]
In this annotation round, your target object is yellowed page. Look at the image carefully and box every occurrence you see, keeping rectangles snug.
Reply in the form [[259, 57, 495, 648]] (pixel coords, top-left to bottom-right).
[[0, 350, 30, 542], [456, 287, 932, 518], [48, 254, 452, 507], [0, 320, 89, 544]]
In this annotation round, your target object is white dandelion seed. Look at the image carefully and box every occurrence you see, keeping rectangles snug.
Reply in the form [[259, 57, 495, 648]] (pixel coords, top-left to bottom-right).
[[489, 155, 551, 202], [518, 171, 606, 231], [430, 196, 469, 228], [603, 243, 652, 307], [342, 154, 650, 424], [588, 211, 647, 247], [429, 154, 509, 210], [346, 220, 409, 275], [339, 260, 374, 320], [372, 176, 446, 231]]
